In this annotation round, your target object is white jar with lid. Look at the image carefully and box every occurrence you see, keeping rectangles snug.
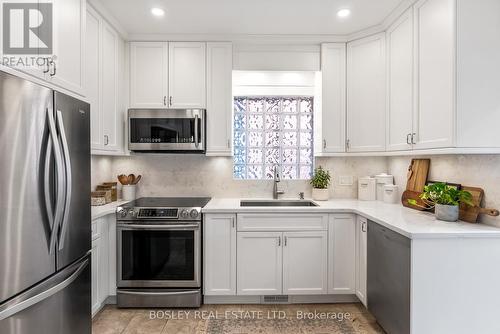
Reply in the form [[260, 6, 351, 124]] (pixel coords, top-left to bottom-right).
[[358, 177, 376, 201], [375, 173, 394, 201], [383, 184, 399, 204]]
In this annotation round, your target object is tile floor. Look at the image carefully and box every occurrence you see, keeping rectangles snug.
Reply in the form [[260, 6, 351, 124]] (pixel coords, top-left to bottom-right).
[[92, 303, 384, 334]]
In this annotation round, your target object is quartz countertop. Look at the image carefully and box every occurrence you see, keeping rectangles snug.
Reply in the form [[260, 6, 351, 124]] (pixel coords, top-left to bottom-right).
[[202, 198, 500, 239], [91, 200, 129, 220]]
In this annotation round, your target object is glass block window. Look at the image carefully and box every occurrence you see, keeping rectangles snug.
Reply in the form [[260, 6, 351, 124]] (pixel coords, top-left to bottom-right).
[[233, 96, 314, 180]]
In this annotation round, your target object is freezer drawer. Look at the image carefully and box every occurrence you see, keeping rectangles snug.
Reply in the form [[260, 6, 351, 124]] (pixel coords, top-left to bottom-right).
[[367, 221, 410, 334], [0, 255, 91, 334]]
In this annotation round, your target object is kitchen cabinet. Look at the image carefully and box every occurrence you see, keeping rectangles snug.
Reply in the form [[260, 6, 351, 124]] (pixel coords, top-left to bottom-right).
[[413, 0, 455, 149], [282, 231, 328, 295], [85, 5, 125, 153], [49, 0, 85, 96], [320, 43, 346, 154], [129, 42, 169, 108], [203, 214, 237, 296], [237, 232, 283, 295], [91, 217, 109, 317], [355, 216, 367, 306], [168, 42, 206, 108], [328, 214, 356, 294], [347, 33, 386, 152], [206, 42, 233, 156], [386, 9, 414, 151]]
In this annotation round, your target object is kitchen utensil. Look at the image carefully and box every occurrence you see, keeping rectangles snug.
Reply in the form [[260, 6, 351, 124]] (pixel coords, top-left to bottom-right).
[[459, 186, 500, 223], [401, 190, 428, 211], [132, 175, 142, 185], [118, 174, 129, 185], [127, 174, 135, 185], [405, 159, 430, 192]]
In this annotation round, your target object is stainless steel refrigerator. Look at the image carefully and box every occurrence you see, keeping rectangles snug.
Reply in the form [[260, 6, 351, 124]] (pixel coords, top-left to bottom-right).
[[0, 71, 91, 334]]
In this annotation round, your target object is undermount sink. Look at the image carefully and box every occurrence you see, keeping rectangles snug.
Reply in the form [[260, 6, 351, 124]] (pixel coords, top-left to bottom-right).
[[240, 200, 318, 207]]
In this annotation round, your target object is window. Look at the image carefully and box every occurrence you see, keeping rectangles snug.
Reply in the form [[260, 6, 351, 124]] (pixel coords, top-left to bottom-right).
[[233, 96, 314, 180]]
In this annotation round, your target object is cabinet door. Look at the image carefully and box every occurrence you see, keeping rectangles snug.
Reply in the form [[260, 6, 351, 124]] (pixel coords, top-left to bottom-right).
[[206, 42, 233, 156], [85, 6, 102, 150], [203, 214, 237, 296], [356, 216, 368, 306], [51, 0, 85, 95], [328, 214, 356, 294], [387, 9, 414, 152], [130, 42, 168, 108], [413, 0, 455, 149], [91, 238, 100, 316], [100, 22, 118, 151], [283, 231, 328, 295], [237, 232, 282, 295], [347, 34, 386, 152], [98, 218, 109, 305], [168, 42, 206, 108], [321, 43, 346, 153]]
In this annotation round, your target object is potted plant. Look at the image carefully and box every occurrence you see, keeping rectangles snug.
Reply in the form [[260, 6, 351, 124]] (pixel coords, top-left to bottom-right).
[[310, 166, 331, 201], [408, 183, 473, 222]]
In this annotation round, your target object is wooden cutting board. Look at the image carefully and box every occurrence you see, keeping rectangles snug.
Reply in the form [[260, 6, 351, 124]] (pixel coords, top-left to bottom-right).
[[402, 190, 428, 211], [459, 186, 500, 223], [406, 159, 430, 192]]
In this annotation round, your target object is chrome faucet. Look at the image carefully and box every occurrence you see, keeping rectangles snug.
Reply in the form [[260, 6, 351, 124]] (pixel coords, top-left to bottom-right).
[[273, 165, 285, 199]]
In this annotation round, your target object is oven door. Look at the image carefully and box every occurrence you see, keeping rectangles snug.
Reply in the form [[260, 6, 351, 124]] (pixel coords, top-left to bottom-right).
[[117, 222, 201, 288], [128, 109, 205, 152]]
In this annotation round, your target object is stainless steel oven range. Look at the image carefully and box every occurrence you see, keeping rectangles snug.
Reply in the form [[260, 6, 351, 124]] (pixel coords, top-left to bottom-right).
[[116, 197, 211, 308]]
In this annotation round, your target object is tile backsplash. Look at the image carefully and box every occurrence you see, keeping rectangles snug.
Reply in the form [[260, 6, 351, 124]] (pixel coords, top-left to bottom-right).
[[92, 154, 500, 227]]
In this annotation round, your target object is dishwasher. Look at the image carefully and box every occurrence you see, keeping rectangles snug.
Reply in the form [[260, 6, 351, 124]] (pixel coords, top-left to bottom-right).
[[367, 221, 411, 334]]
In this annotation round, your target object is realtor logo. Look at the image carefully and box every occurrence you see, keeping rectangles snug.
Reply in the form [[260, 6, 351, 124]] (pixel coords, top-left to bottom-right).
[[2, 2, 53, 55]]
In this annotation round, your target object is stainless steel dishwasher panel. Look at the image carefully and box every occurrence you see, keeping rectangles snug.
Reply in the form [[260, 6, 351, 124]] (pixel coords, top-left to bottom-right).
[[367, 221, 411, 334]]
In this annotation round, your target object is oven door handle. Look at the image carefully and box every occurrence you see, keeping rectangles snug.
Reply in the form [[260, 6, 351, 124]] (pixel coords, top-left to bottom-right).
[[117, 224, 200, 230], [118, 290, 199, 296]]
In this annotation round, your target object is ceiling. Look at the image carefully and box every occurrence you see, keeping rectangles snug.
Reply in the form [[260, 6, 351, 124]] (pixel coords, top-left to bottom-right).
[[98, 0, 406, 36]]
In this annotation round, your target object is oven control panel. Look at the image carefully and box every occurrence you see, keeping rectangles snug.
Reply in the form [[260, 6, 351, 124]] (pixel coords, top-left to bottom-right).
[[117, 207, 202, 221]]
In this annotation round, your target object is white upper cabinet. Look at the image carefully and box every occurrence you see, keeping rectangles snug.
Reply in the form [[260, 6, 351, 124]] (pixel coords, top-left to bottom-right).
[[347, 33, 386, 152], [130, 42, 169, 108], [50, 0, 85, 96], [413, 0, 455, 149], [168, 42, 206, 108], [321, 43, 346, 154], [85, 5, 125, 153], [206, 42, 233, 156], [387, 9, 414, 151]]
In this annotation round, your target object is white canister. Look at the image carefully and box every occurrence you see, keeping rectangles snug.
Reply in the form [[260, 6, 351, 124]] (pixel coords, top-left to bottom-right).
[[375, 173, 394, 201], [122, 185, 137, 201], [358, 177, 376, 201], [383, 184, 399, 204]]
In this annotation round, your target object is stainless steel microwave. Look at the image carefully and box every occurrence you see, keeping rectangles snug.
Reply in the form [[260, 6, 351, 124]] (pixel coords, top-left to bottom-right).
[[128, 109, 206, 153]]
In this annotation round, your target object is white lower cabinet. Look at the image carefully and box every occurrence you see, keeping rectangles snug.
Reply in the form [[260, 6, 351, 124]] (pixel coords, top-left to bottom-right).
[[355, 216, 368, 306], [328, 214, 356, 294], [91, 215, 112, 317], [203, 214, 237, 295], [91, 237, 100, 315], [237, 232, 283, 295], [283, 231, 328, 295]]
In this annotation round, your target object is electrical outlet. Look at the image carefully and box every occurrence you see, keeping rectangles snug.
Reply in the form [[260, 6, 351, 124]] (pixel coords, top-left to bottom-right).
[[339, 176, 354, 186]]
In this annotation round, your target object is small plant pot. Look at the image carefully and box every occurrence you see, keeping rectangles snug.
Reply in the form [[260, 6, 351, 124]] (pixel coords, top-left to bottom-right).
[[435, 204, 459, 222], [312, 188, 329, 201]]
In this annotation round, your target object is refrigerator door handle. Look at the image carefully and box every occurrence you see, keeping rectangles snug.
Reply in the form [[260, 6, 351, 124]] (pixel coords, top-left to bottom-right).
[[46, 108, 65, 254], [56, 110, 72, 251], [0, 258, 89, 321]]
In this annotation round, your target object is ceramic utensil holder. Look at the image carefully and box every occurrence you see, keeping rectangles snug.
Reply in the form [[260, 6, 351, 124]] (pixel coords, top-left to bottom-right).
[[122, 185, 137, 201]]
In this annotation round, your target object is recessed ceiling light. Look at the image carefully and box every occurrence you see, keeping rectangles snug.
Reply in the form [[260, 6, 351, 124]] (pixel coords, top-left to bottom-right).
[[337, 9, 351, 18], [151, 7, 165, 17]]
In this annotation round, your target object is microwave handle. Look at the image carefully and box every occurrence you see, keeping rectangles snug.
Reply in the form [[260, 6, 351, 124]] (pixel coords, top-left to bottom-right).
[[194, 114, 199, 148]]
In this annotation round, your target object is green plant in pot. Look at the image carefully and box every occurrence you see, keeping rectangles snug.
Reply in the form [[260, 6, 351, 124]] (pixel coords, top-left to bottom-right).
[[408, 183, 473, 222], [310, 166, 331, 201]]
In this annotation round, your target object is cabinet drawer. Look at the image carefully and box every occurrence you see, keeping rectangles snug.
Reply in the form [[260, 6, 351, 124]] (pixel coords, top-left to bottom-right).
[[237, 214, 328, 232]]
